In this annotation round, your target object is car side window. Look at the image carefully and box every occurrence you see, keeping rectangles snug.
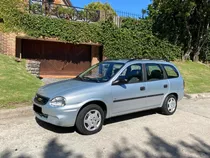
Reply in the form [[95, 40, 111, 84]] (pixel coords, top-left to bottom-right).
[[146, 64, 164, 81], [119, 64, 143, 84], [163, 65, 179, 79], [111, 64, 124, 77]]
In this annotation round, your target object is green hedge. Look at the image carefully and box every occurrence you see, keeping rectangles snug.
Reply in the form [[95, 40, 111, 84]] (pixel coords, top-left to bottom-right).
[[0, 0, 181, 60], [21, 14, 102, 43], [101, 22, 181, 60]]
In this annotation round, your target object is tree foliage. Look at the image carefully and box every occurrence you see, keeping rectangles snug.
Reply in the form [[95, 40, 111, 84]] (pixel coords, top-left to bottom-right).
[[84, 2, 116, 15], [149, 0, 210, 61], [101, 20, 181, 60]]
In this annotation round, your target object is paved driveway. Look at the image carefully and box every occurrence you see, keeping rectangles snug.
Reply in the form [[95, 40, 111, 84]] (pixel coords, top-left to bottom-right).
[[0, 98, 210, 158]]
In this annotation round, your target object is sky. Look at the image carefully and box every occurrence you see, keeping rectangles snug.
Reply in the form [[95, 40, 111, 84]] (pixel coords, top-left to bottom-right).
[[70, 0, 151, 15]]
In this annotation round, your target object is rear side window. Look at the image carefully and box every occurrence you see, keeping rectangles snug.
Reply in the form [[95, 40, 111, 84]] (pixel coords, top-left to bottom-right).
[[163, 65, 179, 79], [146, 64, 164, 81]]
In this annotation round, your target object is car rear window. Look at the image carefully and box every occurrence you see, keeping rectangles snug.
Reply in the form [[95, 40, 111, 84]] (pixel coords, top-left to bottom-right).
[[146, 64, 164, 81], [163, 65, 179, 79]]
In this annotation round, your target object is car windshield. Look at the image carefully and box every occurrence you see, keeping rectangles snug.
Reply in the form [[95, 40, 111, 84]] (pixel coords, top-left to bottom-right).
[[76, 62, 124, 83]]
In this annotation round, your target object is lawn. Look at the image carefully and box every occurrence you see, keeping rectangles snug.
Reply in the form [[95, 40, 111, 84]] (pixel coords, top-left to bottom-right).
[[174, 61, 210, 94], [0, 53, 209, 109], [0, 54, 42, 109]]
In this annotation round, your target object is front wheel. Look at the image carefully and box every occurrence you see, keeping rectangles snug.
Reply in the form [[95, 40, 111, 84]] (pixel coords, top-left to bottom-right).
[[161, 94, 177, 115], [75, 104, 104, 135]]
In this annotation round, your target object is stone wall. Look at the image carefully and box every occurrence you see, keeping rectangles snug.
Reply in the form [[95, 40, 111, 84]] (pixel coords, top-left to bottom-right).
[[26, 60, 41, 77]]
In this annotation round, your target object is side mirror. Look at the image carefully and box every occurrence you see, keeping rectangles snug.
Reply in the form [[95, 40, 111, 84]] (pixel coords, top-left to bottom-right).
[[112, 78, 127, 85]]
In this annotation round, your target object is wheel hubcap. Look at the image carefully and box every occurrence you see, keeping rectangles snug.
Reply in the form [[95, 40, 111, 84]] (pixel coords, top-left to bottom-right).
[[84, 110, 101, 131], [167, 98, 176, 113]]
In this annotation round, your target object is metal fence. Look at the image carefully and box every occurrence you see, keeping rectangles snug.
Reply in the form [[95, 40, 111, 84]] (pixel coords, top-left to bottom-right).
[[29, 0, 141, 25], [115, 10, 142, 19], [112, 10, 142, 27], [29, 0, 100, 22]]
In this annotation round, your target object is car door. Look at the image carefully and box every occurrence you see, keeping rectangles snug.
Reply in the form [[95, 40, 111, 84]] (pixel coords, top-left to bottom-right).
[[111, 63, 147, 116], [145, 63, 169, 108]]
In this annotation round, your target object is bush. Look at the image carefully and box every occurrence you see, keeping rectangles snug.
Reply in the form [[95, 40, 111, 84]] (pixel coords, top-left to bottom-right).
[[101, 21, 181, 60], [30, 3, 43, 14], [55, 5, 75, 19]]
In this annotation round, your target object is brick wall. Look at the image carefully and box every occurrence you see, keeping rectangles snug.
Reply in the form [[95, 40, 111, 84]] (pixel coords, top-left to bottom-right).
[[0, 32, 16, 56]]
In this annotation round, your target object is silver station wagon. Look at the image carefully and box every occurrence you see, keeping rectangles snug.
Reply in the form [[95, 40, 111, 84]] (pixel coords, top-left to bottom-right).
[[33, 59, 184, 135]]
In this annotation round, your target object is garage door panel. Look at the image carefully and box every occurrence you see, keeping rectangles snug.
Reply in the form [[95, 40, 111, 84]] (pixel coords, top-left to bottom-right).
[[21, 39, 91, 76]]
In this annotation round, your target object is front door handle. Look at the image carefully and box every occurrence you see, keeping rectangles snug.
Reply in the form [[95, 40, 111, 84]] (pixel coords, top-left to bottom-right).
[[164, 84, 168, 88], [140, 86, 145, 91]]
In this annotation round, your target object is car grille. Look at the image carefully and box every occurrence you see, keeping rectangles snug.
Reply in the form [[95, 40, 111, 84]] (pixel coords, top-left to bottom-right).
[[34, 94, 49, 105], [33, 104, 43, 114]]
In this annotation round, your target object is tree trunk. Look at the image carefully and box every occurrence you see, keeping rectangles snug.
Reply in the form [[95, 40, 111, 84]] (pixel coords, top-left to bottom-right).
[[183, 20, 193, 61], [192, 46, 202, 61], [183, 48, 192, 60], [191, 21, 209, 62], [193, 54, 199, 61]]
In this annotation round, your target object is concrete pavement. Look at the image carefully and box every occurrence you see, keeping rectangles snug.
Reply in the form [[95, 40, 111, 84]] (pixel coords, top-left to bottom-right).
[[0, 98, 210, 158]]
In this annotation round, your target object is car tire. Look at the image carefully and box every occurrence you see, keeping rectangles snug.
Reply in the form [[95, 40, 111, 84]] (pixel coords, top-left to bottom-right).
[[161, 94, 177, 115], [75, 104, 105, 135]]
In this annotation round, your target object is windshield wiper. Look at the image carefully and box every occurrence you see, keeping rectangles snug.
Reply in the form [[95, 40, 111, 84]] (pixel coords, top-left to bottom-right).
[[83, 77, 100, 83], [83, 76, 92, 81], [75, 76, 83, 81]]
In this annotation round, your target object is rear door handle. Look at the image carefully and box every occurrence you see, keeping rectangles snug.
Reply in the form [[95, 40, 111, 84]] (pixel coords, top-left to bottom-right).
[[140, 86, 145, 91], [164, 84, 168, 88]]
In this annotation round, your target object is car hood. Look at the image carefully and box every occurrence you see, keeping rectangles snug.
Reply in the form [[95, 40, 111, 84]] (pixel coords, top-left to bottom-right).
[[37, 79, 99, 98]]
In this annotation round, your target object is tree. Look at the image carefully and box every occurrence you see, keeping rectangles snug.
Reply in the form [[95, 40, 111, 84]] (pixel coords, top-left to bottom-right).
[[141, 9, 147, 19], [148, 0, 210, 61], [200, 30, 210, 62], [84, 2, 116, 15]]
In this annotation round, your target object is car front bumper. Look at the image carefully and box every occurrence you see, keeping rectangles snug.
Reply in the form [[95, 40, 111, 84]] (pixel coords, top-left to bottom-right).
[[33, 102, 81, 127]]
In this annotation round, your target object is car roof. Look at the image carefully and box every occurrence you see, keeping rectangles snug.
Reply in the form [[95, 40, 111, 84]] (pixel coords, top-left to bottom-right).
[[103, 59, 171, 65], [104, 59, 130, 63]]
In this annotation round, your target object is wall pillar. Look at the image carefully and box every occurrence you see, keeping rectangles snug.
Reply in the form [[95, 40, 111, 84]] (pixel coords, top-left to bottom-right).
[[91, 45, 101, 66], [0, 32, 16, 56]]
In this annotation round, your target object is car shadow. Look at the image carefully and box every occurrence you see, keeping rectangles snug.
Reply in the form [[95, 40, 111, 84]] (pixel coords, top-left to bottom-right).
[[104, 109, 158, 125], [35, 117, 76, 134], [35, 109, 158, 134]]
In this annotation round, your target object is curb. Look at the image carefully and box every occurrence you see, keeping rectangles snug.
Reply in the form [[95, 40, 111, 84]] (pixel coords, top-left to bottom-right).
[[0, 106, 33, 120], [184, 93, 210, 99]]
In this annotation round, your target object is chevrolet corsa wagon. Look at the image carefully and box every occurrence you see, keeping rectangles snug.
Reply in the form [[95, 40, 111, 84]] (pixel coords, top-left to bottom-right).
[[33, 59, 184, 135]]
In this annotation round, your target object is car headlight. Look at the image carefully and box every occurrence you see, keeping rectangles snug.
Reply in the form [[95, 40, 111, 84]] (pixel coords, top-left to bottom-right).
[[50, 97, 66, 107]]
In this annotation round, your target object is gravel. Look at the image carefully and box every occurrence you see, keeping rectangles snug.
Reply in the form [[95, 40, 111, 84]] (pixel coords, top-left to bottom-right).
[[1, 98, 210, 158]]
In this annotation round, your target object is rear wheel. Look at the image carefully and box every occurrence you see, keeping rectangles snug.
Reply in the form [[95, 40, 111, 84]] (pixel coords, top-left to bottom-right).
[[75, 104, 104, 135], [161, 94, 177, 115]]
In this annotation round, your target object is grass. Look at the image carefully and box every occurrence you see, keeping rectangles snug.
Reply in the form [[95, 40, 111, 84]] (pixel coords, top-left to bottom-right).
[[0, 54, 42, 109], [0, 53, 210, 109], [174, 61, 210, 94]]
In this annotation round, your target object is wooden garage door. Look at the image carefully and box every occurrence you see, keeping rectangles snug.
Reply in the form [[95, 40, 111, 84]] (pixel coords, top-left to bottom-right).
[[22, 39, 91, 76]]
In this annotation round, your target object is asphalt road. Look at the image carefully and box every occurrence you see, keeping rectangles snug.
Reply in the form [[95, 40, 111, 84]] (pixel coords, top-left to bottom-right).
[[0, 98, 210, 158]]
